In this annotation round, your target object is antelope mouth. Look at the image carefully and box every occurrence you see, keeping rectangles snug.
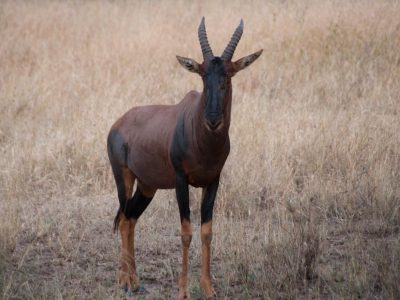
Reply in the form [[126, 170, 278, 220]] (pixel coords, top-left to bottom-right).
[[205, 119, 224, 131]]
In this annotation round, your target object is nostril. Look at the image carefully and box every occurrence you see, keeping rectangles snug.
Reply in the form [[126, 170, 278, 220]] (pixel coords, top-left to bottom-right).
[[210, 120, 218, 126]]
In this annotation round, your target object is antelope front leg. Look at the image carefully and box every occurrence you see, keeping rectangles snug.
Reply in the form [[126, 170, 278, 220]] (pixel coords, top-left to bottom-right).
[[200, 175, 220, 300], [180, 219, 192, 299], [176, 171, 192, 299]]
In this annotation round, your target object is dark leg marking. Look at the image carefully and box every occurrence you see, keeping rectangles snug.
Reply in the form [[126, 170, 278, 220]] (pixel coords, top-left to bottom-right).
[[175, 170, 192, 300], [123, 187, 153, 220], [176, 171, 190, 222], [201, 174, 220, 224]]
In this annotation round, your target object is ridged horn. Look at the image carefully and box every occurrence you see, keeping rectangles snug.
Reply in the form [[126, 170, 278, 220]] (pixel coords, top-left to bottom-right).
[[221, 19, 244, 61], [198, 17, 214, 61]]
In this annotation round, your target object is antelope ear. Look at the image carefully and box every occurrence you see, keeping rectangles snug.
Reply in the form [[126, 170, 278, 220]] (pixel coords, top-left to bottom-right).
[[176, 56, 201, 74], [232, 49, 263, 73]]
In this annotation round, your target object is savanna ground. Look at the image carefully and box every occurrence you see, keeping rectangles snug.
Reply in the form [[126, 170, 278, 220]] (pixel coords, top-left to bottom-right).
[[1, 0, 400, 299]]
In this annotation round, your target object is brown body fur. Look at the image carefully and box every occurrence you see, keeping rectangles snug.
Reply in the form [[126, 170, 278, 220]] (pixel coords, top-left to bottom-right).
[[110, 89, 230, 189]]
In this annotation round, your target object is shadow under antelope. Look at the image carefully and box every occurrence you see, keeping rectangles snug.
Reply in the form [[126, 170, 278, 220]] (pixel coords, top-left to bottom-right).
[[107, 17, 262, 300]]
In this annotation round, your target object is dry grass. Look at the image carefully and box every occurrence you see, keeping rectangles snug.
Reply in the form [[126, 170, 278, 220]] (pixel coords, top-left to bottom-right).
[[1, 0, 400, 299]]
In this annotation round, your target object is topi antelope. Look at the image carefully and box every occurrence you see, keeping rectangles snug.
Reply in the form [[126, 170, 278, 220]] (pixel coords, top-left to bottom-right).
[[107, 17, 262, 299]]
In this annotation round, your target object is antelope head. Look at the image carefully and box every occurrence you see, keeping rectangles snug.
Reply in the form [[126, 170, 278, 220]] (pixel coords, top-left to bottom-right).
[[177, 17, 263, 131]]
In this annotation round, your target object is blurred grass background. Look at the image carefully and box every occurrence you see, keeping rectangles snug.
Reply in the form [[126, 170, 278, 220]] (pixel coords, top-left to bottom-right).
[[0, 0, 399, 299]]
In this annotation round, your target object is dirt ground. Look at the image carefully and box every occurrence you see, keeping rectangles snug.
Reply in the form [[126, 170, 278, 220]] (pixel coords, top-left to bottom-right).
[[2, 194, 258, 299], [2, 192, 399, 299]]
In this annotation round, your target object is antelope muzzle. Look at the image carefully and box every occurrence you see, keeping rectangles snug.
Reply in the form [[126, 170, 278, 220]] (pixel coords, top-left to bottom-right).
[[205, 114, 224, 131]]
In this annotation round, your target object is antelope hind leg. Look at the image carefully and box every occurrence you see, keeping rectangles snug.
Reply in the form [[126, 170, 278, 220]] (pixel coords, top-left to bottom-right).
[[118, 215, 141, 291]]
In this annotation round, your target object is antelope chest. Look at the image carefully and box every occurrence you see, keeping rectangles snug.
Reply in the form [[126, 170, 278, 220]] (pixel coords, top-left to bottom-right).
[[182, 155, 228, 187]]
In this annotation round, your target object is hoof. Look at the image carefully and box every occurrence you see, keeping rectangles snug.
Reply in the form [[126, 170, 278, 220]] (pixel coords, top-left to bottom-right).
[[119, 271, 140, 291], [178, 291, 191, 299], [135, 285, 149, 294], [123, 285, 148, 297], [123, 287, 132, 297]]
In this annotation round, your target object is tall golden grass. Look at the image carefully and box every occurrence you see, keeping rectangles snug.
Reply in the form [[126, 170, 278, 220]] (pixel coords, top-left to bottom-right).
[[1, 0, 399, 299]]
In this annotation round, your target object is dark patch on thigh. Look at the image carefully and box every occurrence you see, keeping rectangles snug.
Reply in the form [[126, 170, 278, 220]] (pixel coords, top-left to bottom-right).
[[107, 129, 128, 166]]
